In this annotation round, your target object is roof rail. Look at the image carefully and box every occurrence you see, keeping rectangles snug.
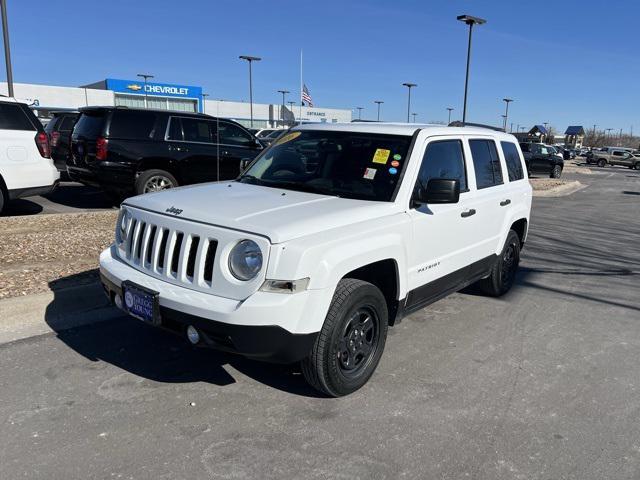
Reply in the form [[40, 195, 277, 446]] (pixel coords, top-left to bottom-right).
[[448, 121, 505, 132]]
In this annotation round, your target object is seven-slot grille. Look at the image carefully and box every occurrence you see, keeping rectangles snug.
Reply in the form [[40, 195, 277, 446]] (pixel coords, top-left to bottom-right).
[[121, 216, 219, 287]]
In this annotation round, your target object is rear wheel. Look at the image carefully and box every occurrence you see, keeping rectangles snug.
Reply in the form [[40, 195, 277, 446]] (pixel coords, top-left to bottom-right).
[[135, 169, 178, 195], [301, 279, 388, 397], [0, 187, 5, 215], [635, 163, 640, 171], [550, 165, 562, 178], [477, 230, 521, 297], [597, 159, 606, 168]]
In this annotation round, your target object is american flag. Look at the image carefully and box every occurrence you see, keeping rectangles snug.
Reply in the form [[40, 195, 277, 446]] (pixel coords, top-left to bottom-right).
[[302, 84, 313, 107]]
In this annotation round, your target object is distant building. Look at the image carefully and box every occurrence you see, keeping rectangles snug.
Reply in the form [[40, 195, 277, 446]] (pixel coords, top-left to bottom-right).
[[564, 126, 585, 148], [528, 125, 549, 143]]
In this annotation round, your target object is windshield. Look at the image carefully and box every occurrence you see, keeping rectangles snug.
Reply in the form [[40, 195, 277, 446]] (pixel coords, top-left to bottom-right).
[[238, 130, 412, 201]]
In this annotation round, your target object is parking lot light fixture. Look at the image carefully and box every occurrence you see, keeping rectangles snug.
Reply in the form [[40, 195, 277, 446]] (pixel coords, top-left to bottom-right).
[[402, 83, 417, 123], [447, 107, 454, 124], [239, 55, 262, 128], [502, 98, 513, 131], [457, 14, 486, 122], [277, 89, 289, 127], [356, 106, 363, 120], [374, 100, 384, 121], [136, 73, 154, 108]]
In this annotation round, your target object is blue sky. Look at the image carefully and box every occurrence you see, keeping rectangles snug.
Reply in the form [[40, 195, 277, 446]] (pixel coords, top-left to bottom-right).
[[6, 0, 640, 132]]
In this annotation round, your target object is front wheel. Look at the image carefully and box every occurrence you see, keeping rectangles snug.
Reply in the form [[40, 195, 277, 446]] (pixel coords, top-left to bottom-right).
[[550, 165, 562, 178], [477, 230, 521, 297], [597, 159, 606, 168], [301, 279, 388, 397], [135, 169, 178, 195]]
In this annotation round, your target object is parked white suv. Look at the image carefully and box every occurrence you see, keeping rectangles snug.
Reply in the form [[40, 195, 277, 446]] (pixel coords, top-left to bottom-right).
[[100, 123, 532, 396], [0, 98, 59, 214]]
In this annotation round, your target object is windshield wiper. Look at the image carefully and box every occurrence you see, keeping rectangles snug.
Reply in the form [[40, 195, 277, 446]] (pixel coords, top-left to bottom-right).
[[238, 175, 262, 185]]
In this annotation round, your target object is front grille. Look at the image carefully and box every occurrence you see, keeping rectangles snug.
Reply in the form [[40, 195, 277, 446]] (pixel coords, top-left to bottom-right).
[[116, 207, 269, 300], [121, 218, 218, 287]]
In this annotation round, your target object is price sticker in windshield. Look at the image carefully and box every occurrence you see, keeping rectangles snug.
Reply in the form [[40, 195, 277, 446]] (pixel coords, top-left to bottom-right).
[[372, 148, 391, 164]]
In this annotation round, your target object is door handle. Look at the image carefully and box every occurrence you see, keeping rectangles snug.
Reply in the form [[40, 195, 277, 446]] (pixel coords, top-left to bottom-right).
[[169, 145, 189, 152], [461, 209, 476, 218], [500, 199, 511, 206]]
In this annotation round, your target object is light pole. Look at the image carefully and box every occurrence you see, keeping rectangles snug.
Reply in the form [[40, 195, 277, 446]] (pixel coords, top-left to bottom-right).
[[239, 55, 261, 128], [510, 122, 513, 133], [201, 93, 209, 114], [457, 14, 486, 123], [606, 128, 613, 142], [402, 83, 417, 122], [356, 106, 363, 120], [374, 100, 384, 121], [446, 107, 454, 124], [502, 98, 513, 132], [288, 100, 296, 125], [0, 0, 13, 97], [137, 73, 154, 108], [412, 112, 417, 123], [501, 115, 507, 130], [277, 89, 289, 127]]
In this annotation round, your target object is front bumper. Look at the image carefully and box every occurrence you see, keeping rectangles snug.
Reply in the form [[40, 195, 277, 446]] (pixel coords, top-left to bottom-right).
[[99, 246, 323, 363]]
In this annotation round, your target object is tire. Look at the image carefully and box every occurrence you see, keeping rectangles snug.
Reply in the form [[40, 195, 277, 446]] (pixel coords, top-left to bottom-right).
[[135, 169, 178, 195], [550, 165, 562, 178], [477, 230, 521, 297], [635, 163, 640, 171], [301, 279, 388, 397], [597, 159, 606, 168], [0, 187, 5, 215]]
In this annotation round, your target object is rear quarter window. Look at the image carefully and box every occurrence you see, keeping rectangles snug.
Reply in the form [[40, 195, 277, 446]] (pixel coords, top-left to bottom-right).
[[0, 103, 36, 131], [109, 110, 159, 140], [500, 141, 525, 181], [469, 139, 504, 189]]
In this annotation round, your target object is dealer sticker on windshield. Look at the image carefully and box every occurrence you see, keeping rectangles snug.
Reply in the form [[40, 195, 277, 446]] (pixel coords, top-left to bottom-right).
[[363, 167, 377, 180], [372, 148, 391, 164]]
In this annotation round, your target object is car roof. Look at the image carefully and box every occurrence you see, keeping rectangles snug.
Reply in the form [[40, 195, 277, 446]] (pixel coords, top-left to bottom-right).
[[78, 106, 214, 118], [294, 122, 515, 139]]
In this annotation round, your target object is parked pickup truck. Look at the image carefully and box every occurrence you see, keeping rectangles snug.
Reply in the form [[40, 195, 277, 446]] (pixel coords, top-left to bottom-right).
[[587, 147, 640, 169]]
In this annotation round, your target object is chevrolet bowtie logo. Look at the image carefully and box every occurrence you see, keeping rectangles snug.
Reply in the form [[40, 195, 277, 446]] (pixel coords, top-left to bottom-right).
[[126, 84, 143, 91]]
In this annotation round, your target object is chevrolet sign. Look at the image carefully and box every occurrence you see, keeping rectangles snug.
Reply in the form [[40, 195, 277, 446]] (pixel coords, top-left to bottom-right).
[[126, 84, 143, 91]]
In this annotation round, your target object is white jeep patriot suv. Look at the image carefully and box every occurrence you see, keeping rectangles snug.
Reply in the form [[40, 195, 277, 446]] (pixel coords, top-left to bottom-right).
[[100, 122, 532, 396], [0, 98, 59, 214]]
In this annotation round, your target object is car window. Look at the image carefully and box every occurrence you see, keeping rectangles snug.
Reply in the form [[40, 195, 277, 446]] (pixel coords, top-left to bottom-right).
[[613, 151, 624, 157], [500, 141, 525, 181], [180, 117, 213, 143], [44, 117, 59, 133], [58, 116, 77, 132], [540, 146, 548, 155], [74, 111, 106, 139], [417, 139, 467, 192], [166, 117, 183, 141], [0, 103, 36, 131], [109, 110, 158, 140], [218, 122, 254, 146], [469, 139, 503, 189]]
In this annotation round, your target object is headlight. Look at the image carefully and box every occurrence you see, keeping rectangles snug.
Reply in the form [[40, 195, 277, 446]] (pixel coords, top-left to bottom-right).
[[228, 240, 263, 281], [118, 207, 131, 243]]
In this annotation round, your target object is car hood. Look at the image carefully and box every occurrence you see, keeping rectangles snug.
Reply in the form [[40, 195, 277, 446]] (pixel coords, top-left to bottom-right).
[[124, 182, 400, 244]]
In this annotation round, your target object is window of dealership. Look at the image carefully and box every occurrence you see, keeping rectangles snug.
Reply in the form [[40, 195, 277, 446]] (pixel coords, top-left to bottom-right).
[[114, 93, 197, 112]]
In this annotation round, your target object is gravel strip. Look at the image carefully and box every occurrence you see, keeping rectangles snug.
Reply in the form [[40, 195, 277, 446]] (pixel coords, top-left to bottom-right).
[[0, 211, 117, 299]]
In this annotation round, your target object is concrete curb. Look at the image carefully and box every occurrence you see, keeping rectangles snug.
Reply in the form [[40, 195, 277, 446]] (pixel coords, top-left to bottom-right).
[[533, 180, 587, 197], [0, 281, 120, 345]]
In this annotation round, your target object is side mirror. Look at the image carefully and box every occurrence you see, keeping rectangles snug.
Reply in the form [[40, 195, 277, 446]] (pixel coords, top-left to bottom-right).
[[252, 138, 264, 149], [415, 179, 460, 205]]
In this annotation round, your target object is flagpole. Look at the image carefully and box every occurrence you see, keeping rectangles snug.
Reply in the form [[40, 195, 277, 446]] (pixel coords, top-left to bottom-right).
[[299, 49, 303, 124]]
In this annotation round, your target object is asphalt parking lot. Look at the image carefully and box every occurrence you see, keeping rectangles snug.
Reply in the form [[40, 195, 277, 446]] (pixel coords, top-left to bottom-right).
[[1, 168, 639, 479]]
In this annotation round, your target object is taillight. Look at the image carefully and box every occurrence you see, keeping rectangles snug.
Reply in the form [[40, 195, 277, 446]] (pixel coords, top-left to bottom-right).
[[96, 136, 108, 161], [35, 132, 51, 158], [50, 131, 60, 147]]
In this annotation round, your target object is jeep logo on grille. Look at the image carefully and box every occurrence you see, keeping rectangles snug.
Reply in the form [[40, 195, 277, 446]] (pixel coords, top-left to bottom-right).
[[166, 206, 183, 216]]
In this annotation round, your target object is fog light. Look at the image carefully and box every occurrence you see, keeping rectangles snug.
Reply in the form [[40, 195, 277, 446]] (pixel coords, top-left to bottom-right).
[[114, 294, 123, 310], [186, 325, 200, 345]]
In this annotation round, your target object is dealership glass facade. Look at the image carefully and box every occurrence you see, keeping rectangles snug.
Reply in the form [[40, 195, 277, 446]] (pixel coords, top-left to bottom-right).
[[114, 93, 197, 112]]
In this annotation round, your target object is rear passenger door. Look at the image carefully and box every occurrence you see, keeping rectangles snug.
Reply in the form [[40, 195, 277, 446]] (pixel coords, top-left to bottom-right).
[[464, 137, 509, 263], [166, 116, 220, 184]]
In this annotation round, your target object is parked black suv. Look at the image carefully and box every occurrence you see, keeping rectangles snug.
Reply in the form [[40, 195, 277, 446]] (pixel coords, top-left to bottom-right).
[[519, 142, 564, 178], [68, 107, 263, 197], [44, 110, 78, 174]]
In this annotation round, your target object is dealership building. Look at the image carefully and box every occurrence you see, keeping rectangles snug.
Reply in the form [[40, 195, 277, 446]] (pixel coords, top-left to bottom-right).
[[0, 79, 352, 128]]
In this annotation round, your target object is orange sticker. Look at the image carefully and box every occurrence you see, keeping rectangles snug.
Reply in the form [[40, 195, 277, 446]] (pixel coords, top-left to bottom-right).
[[390, 160, 400, 167]]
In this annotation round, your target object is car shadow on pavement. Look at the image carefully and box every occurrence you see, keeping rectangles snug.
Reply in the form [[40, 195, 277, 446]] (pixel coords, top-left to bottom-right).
[[44, 182, 116, 210], [44, 273, 325, 398], [0, 198, 44, 216]]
